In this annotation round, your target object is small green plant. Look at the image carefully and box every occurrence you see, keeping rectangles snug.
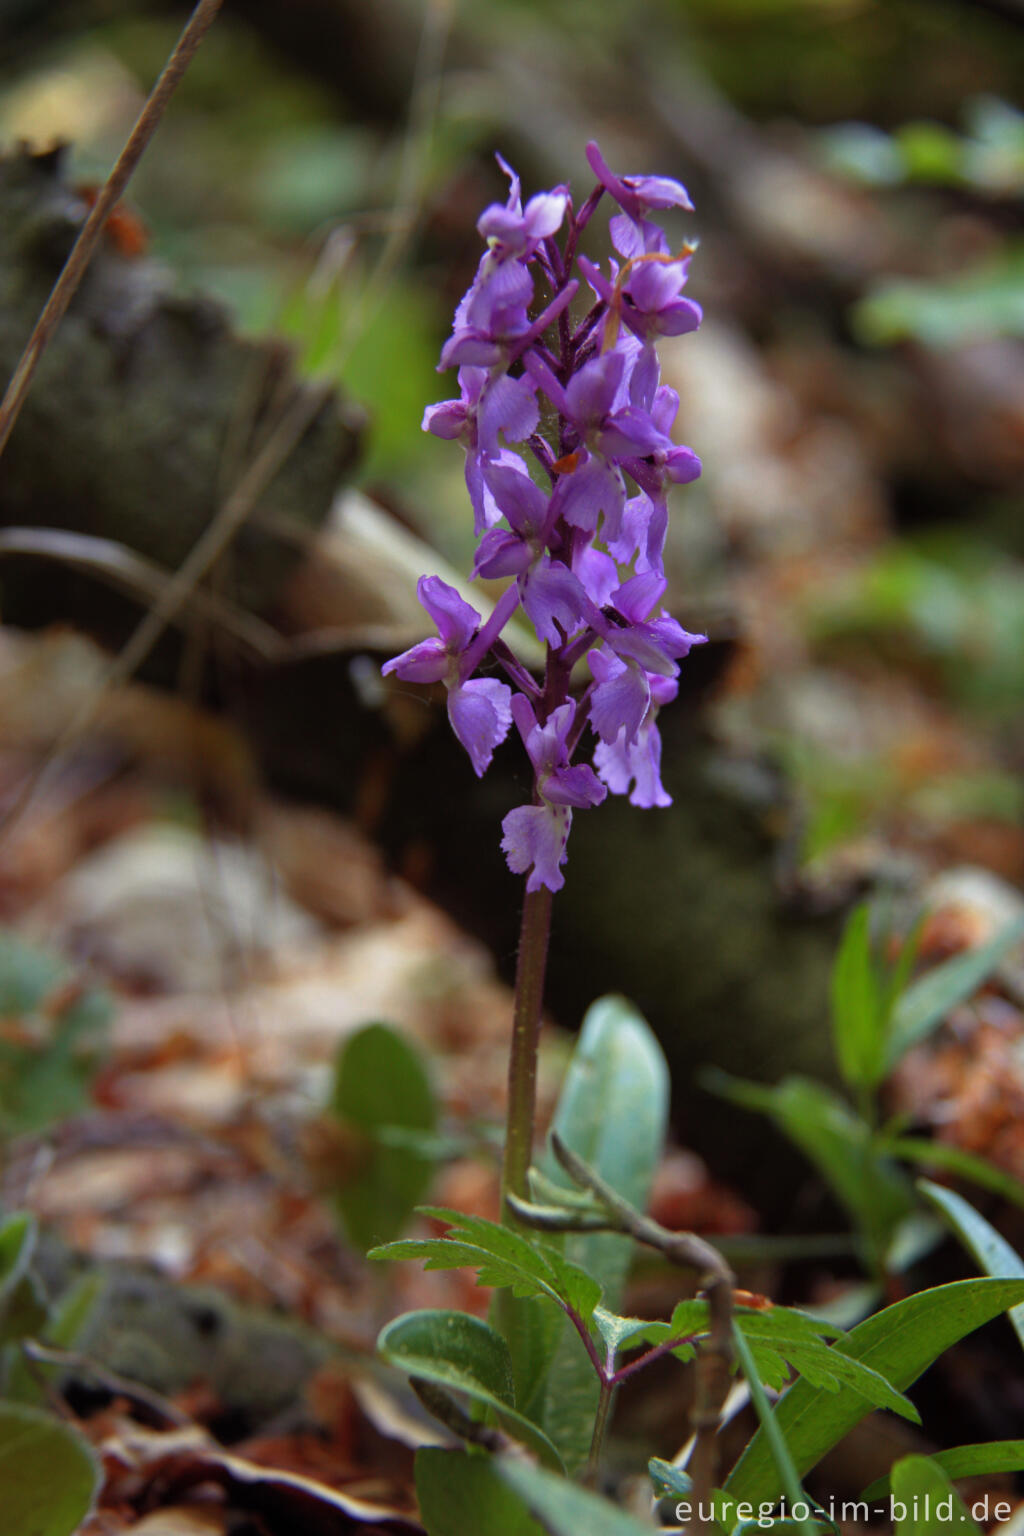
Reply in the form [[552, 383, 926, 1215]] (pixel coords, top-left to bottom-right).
[[708, 903, 1024, 1280], [0, 929, 112, 1137]]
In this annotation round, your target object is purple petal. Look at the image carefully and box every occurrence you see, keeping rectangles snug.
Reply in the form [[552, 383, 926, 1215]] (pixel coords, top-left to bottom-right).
[[422, 398, 468, 439], [520, 557, 590, 646], [543, 763, 607, 809], [473, 528, 532, 580], [613, 571, 667, 626], [478, 373, 539, 450], [551, 455, 625, 540], [595, 724, 671, 808], [664, 445, 702, 485], [564, 352, 625, 428], [522, 189, 569, 242], [381, 636, 448, 684], [627, 260, 687, 312], [588, 656, 651, 744], [501, 803, 571, 892], [511, 691, 538, 749], [448, 677, 513, 777], [440, 330, 502, 370], [483, 460, 549, 535], [573, 543, 619, 608], [417, 574, 481, 652]]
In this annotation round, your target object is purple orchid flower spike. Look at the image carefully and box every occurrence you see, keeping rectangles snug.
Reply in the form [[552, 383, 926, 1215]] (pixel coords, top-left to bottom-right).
[[383, 576, 519, 776], [585, 140, 694, 260], [501, 697, 606, 892], [388, 147, 707, 897]]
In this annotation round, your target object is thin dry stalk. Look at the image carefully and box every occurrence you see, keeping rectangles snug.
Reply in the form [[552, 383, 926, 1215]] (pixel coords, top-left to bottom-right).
[[0, 0, 224, 461]]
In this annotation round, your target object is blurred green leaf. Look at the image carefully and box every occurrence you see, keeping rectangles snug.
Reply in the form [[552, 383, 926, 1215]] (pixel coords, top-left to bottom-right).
[[891, 1455, 983, 1536], [918, 1180, 1024, 1351], [881, 1136, 1024, 1210], [416, 1448, 547, 1536], [377, 1310, 562, 1469], [0, 1402, 100, 1536], [0, 1215, 35, 1308], [725, 1279, 1024, 1507], [706, 1072, 914, 1263], [854, 248, 1024, 348], [862, 1440, 1024, 1501], [331, 1023, 436, 1250], [887, 916, 1024, 1068], [831, 904, 885, 1091]]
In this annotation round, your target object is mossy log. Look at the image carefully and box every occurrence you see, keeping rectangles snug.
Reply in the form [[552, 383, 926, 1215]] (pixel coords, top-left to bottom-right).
[[0, 145, 361, 648]]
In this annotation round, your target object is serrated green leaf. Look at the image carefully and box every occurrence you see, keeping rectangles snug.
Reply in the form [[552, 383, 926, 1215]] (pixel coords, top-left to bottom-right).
[[331, 1023, 436, 1251], [725, 1278, 1024, 1506], [416, 1447, 547, 1536], [532, 996, 669, 1472], [831, 904, 886, 1090], [497, 1456, 663, 1536], [0, 1401, 101, 1536], [372, 1208, 600, 1322], [918, 1180, 1024, 1351], [377, 1310, 562, 1469], [862, 1440, 1024, 1502], [891, 1455, 983, 1536], [887, 917, 1024, 1068]]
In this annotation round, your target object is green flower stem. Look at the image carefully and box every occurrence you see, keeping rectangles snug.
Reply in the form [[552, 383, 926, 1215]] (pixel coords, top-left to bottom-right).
[[502, 883, 554, 1213]]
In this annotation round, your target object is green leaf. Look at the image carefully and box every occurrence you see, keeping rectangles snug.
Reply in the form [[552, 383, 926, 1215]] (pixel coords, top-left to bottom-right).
[[707, 1073, 914, 1263], [371, 1207, 600, 1322], [377, 1310, 563, 1469], [0, 1214, 36, 1309], [0, 1401, 101, 1536], [831, 904, 885, 1090], [886, 917, 1024, 1068], [416, 1448, 547, 1536], [724, 1278, 1024, 1507], [733, 1321, 819, 1536], [0, 1274, 48, 1348], [891, 1455, 983, 1536], [883, 1137, 1024, 1210], [497, 1456, 665, 1536], [331, 1023, 436, 1250], [534, 996, 669, 1472], [862, 1441, 1024, 1501], [735, 1309, 913, 1418], [7, 1272, 103, 1406], [918, 1180, 1024, 1351]]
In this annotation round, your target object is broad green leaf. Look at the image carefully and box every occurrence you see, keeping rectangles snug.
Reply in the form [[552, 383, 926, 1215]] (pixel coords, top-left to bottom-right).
[[707, 1073, 913, 1262], [919, 1180, 1024, 1350], [725, 1278, 1024, 1507], [831, 904, 885, 1090], [377, 1310, 562, 1469], [891, 1455, 983, 1536], [883, 1137, 1024, 1210], [331, 1023, 436, 1250], [862, 1441, 1024, 1501], [0, 931, 62, 1014], [416, 1448, 547, 1536], [371, 1207, 600, 1322], [0, 1401, 100, 1536], [497, 1456, 664, 1536], [0, 1214, 36, 1308], [534, 996, 669, 1471], [887, 917, 1024, 1068]]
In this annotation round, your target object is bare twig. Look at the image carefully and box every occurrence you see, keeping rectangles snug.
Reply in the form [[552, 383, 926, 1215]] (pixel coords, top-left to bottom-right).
[[0, 0, 224, 461], [22, 1341, 193, 1427], [546, 1134, 735, 1526]]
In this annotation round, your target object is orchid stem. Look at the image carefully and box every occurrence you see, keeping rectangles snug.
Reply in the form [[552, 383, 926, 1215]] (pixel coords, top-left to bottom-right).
[[501, 883, 554, 1213]]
